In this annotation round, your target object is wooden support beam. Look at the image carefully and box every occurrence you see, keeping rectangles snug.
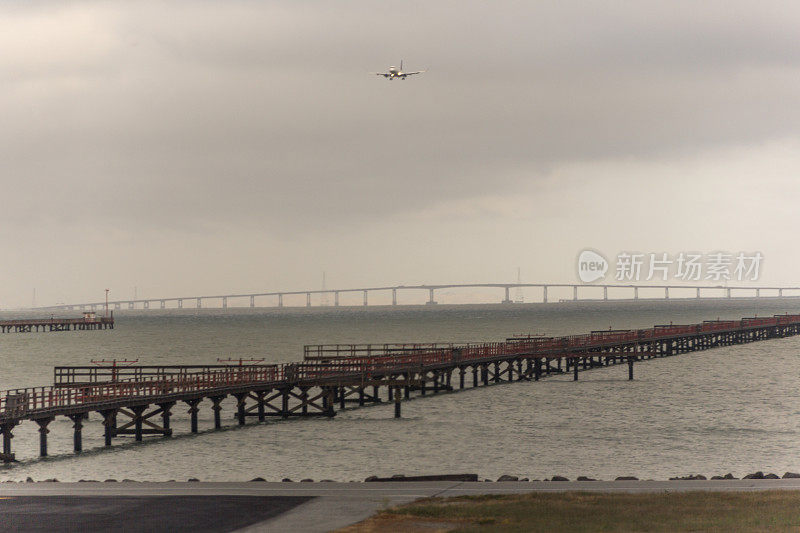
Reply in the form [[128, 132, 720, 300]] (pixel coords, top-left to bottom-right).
[[281, 388, 290, 419], [324, 388, 335, 417], [131, 405, 147, 441], [185, 398, 201, 433], [394, 387, 402, 418], [300, 387, 309, 415], [0, 423, 14, 463], [234, 393, 247, 425], [158, 402, 174, 435], [98, 408, 117, 446], [210, 395, 226, 429], [34, 417, 54, 457], [67, 413, 87, 452], [256, 390, 266, 422]]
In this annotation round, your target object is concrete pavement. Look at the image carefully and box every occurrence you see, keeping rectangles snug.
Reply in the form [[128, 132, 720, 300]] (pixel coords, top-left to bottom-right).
[[3, 480, 800, 532]]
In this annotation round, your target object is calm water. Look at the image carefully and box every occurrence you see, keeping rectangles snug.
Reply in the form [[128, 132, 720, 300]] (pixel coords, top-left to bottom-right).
[[2, 299, 800, 482]]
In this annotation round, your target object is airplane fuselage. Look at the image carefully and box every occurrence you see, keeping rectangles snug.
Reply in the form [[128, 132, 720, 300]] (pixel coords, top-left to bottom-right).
[[376, 61, 423, 80]]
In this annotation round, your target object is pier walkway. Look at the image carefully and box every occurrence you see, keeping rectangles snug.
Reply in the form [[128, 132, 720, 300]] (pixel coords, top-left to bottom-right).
[[1, 314, 799, 462], [0, 314, 114, 333]]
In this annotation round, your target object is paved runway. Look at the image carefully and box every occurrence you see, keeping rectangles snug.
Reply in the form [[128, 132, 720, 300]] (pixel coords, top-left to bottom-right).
[[3, 480, 800, 532]]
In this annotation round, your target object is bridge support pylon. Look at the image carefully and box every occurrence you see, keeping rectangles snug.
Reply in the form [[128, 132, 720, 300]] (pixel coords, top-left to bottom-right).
[[427, 288, 437, 305]]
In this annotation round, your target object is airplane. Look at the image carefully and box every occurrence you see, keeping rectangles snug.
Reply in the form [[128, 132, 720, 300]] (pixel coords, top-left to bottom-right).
[[375, 60, 425, 80]]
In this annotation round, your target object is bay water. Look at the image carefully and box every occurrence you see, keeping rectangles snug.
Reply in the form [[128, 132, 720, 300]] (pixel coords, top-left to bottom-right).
[[1, 299, 800, 482]]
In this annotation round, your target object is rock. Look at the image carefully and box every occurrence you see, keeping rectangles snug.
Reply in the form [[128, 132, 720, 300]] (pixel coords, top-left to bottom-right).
[[577, 476, 597, 481], [104, 479, 117, 483], [711, 476, 724, 480], [615, 476, 638, 481], [550, 476, 569, 481], [764, 473, 780, 479], [25, 477, 34, 483], [79, 480, 98, 483], [320, 480, 334, 482], [724, 473, 736, 479], [367, 474, 479, 482], [281, 478, 293, 482], [743, 471, 764, 479], [43, 479, 58, 483], [391, 474, 405, 479], [497, 475, 518, 482], [300, 479, 313, 482], [783, 472, 800, 479], [519, 478, 529, 482], [121, 479, 137, 483], [249, 477, 266, 482], [187, 478, 200, 482]]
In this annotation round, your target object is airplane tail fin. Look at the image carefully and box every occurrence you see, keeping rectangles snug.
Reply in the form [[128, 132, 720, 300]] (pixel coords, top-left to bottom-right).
[[400, 59, 403, 71]]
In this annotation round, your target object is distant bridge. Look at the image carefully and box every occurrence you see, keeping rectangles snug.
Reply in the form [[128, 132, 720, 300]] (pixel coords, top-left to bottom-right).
[[37, 283, 800, 311]]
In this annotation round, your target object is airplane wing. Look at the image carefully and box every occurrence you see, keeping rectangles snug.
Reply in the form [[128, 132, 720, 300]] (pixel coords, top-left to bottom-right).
[[399, 71, 425, 77], [375, 73, 390, 78]]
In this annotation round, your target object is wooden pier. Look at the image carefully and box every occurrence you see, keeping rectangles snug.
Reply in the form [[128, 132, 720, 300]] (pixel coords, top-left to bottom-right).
[[1, 313, 799, 463], [0, 312, 114, 333]]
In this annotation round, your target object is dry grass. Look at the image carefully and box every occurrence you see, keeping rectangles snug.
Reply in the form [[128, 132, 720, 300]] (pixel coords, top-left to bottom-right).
[[338, 490, 800, 532]]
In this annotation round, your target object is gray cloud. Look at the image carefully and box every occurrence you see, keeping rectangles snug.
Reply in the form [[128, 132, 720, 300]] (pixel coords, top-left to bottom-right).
[[1, 1, 799, 304]]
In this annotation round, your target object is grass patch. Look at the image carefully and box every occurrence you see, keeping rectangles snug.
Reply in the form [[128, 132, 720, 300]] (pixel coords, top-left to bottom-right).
[[339, 490, 800, 532]]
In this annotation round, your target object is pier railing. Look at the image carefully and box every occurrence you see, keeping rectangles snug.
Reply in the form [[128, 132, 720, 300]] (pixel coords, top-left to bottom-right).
[[0, 317, 114, 327], [4, 313, 800, 421], [303, 343, 459, 360], [53, 365, 279, 386]]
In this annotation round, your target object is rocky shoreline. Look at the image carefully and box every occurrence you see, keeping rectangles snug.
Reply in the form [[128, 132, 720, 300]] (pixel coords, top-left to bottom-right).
[[5, 471, 800, 483]]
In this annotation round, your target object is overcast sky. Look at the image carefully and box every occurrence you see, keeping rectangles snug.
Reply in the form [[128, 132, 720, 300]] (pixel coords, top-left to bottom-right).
[[2, 1, 800, 307]]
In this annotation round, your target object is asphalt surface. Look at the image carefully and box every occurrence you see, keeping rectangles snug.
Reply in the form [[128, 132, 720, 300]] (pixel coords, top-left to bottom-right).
[[3, 480, 800, 532], [0, 495, 311, 533]]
